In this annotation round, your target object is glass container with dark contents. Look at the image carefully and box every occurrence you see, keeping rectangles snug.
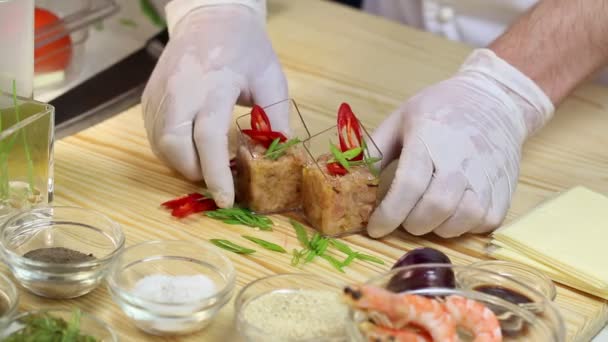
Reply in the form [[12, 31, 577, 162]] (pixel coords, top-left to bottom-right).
[[0, 206, 124, 299], [347, 264, 565, 342]]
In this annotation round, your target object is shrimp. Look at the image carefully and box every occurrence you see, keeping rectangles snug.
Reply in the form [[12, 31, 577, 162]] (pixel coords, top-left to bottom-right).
[[444, 295, 503, 342], [359, 321, 432, 342], [343, 285, 457, 342]]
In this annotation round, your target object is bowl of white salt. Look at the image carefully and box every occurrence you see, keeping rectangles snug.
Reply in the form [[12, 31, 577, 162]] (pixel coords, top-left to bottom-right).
[[106, 240, 236, 336]]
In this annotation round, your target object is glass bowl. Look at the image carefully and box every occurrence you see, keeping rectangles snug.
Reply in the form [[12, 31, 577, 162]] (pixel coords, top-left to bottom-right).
[[0, 272, 19, 330], [468, 260, 557, 301], [0, 308, 117, 341], [347, 264, 565, 342], [235, 273, 349, 342], [107, 240, 236, 336], [0, 206, 124, 299]]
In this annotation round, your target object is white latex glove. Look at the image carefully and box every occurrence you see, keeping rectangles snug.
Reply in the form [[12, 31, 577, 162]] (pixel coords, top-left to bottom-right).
[[142, 0, 287, 208], [367, 49, 554, 238]]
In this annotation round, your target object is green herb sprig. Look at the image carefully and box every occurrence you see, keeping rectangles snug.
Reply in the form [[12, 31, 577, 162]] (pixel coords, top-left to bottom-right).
[[205, 208, 273, 231], [242, 235, 286, 253], [3, 309, 98, 342], [289, 220, 385, 273], [328, 141, 380, 176], [210, 239, 256, 254], [265, 137, 301, 160]]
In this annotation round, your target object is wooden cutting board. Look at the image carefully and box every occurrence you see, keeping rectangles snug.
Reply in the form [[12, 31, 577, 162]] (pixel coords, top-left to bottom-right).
[[9, 0, 608, 341]]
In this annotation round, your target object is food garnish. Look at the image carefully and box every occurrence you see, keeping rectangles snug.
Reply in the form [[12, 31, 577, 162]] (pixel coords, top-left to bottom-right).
[[205, 208, 273, 231], [289, 219, 385, 272], [3, 309, 99, 342], [161, 192, 217, 218], [241, 104, 288, 148], [210, 239, 256, 255], [242, 235, 287, 253], [326, 103, 380, 176]]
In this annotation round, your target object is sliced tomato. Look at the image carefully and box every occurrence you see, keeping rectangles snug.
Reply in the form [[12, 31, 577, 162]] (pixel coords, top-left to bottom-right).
[[162, 193, 204, 209], [337, 103, 363, 160], [251, 104, 272, 132], [242, 129, 287, 148], [34, 8, 73, 73], [326, 162, 348, 176]]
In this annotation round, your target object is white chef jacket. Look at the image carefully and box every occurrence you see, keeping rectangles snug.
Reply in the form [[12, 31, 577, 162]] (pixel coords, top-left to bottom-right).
[[362, 0, 608, 84]]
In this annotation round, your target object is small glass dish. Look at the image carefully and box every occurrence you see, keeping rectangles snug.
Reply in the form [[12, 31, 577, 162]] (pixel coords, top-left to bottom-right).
[[300, 120, 382, 238], [0, 273, 19, 331], [0, 206, 124, 299], [347, 264, 565, 342], [234, 99, 311, 214], [235, 273, 349, 342], [0, 308, 118, 341], [467, 260, 557, 301], [107, 240, 236, 336]]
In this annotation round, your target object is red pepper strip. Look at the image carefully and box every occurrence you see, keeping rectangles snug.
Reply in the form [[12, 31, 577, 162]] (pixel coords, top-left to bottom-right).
[[241, 129, 288, 148], [251, 104, 272, 132], [327, 162, 348, 176], [162, 193, 204, 209], [337, 103, 363, 160], [171, 198, 218, 218]]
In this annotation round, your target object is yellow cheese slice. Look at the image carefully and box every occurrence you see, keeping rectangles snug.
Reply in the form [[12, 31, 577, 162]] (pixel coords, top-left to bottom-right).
[[491, 186, 608, 298]]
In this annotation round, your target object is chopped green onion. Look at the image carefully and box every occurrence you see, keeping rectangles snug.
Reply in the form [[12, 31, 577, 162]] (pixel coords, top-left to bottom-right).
[[210, 239, 256, 254], [355, 252, 385, 265], [242, 235, 286, 253]]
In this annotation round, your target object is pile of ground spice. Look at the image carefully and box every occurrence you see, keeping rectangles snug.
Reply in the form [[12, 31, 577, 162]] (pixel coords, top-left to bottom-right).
[[23, 247, 95, 264], [242, 289, 348, 339]]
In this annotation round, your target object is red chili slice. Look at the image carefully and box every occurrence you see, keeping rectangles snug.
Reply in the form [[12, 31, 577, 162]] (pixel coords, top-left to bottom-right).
[[162, 193, 204, 209], [326, 162, 348, 176], [241, 129, 288, 148], [171, 198, 218, 218], [337, 103, 363, 160], [251, 104, 272, 132]]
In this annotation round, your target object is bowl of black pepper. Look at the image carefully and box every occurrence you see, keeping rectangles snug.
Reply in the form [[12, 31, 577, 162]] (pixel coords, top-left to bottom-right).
[[0, 206, 125, 299]]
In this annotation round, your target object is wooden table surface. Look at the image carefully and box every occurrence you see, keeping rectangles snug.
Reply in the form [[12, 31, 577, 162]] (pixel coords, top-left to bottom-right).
[[9, 0, 608, 341]]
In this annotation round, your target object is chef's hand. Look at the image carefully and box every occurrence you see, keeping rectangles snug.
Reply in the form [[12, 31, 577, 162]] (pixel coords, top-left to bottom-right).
[[142, 0, 287, 208], [367, 49, 554, 238]]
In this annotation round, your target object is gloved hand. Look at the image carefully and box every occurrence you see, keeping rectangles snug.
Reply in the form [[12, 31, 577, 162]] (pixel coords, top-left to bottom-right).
[[142, 0, 287, 208], [367, 49, 554, 238]]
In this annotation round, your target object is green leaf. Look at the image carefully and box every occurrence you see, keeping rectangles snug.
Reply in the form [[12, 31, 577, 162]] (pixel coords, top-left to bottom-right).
[[205, 208, 273, 231], [304, 249, 316, 263], [309, 233, 321, 249], [355, 252, 385, 265], [62, 309, 81, 342], [290, 219, 309, 247], [265, 138, 301, 160], [330, 239, 354, 255], [264, 138, 281, 156], [314, 238, 330, 256], [210, 239, 256, 254], [242, 235, 286, 253], [330, 142, 350, 170], [342, 147, 362, 160], [342, 253, 357, 267], [321, 254, 345, 273]]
